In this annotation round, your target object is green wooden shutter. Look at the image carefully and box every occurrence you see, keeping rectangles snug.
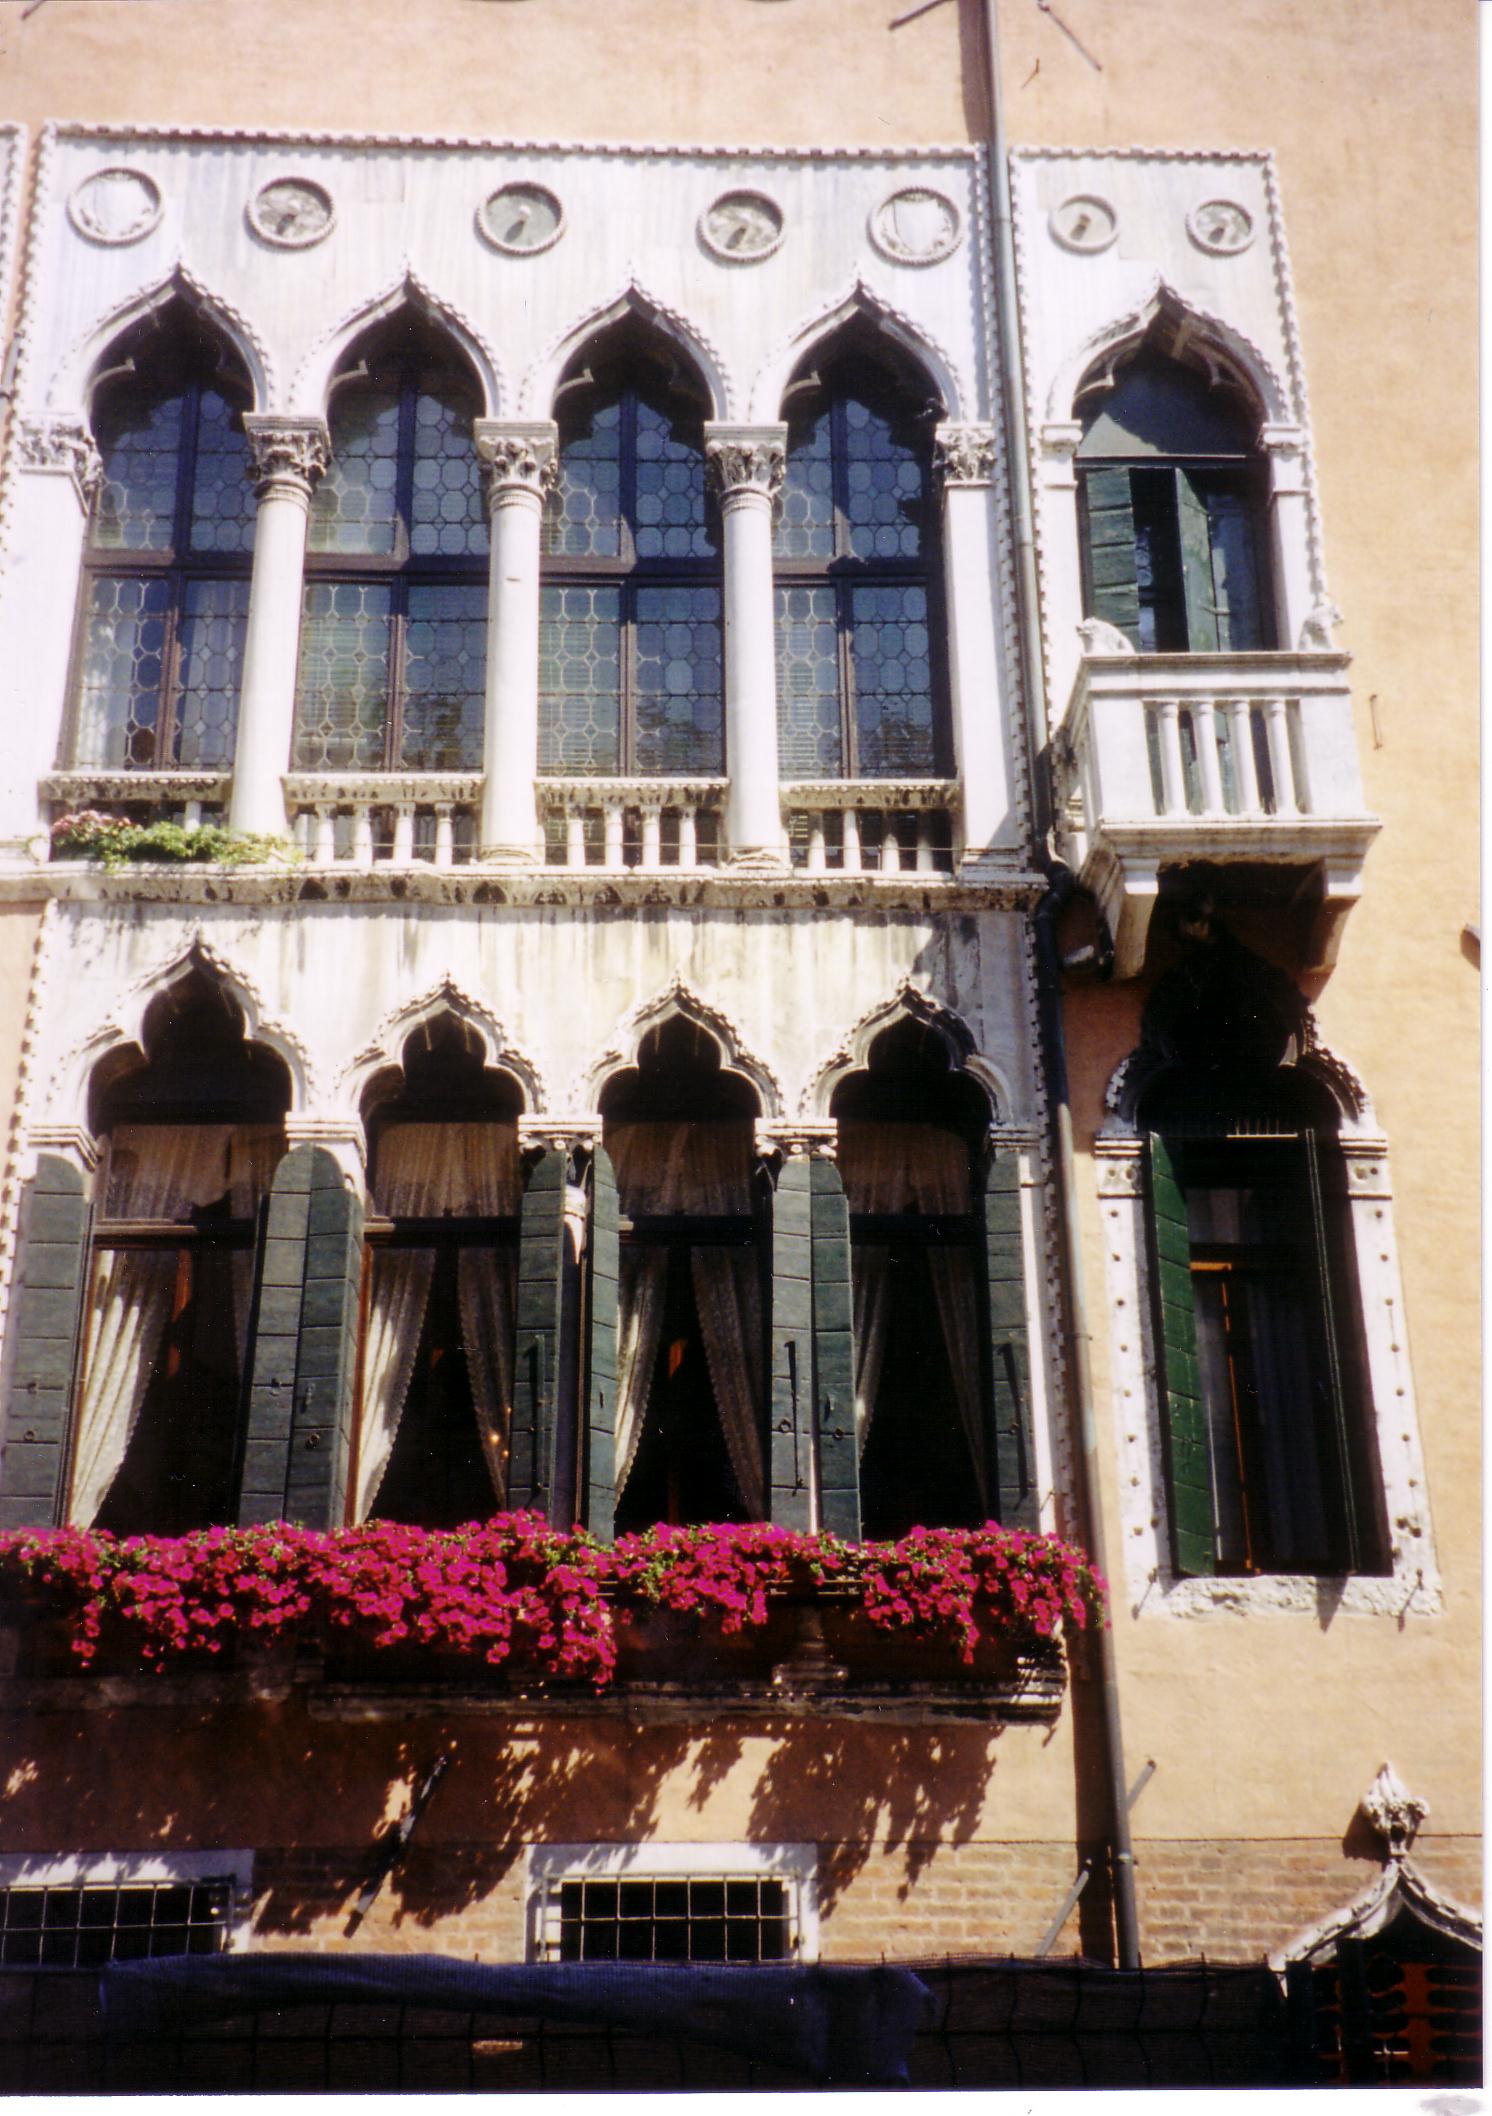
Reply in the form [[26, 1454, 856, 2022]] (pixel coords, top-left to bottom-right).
[[768, 1156, 813, 1528], [1146, 1133, 1215, 1576], [1301, 1133, 1363, 1572], [239, 1145, 362, 1528], [810, 1156, 859, 1541], [1200, 479, 1267, 650], [510, 1147, 565, 1518], [0, 1156, 91, 1527], [982, 1146, 1037, 1530], [1175, 468, 1221, 652], [1082, 467, 1142, 645], [585, 1145, 620, 1539]]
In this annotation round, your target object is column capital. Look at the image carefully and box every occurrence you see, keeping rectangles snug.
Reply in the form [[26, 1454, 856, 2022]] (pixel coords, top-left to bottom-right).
[[704, 423, 787, 500], [283, 1117, 365, 1189], [16, 413, 104, 512], [756, 1118, 839, 1162], [934, 421, 1000, 487], [475, 419, 560, 508], [26, 1123, 101, 1179], [243, 415, 331, 500]]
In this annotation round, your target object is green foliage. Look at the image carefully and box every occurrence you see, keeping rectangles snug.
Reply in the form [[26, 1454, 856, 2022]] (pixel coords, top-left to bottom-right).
[[50, 810, 294, 871]]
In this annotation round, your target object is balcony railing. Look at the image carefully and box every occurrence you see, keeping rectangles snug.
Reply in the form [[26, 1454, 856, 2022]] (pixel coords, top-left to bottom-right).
[[285, 773, 481, 868], [42, 770, 230, 834], [781, 780, 960, 874], [1058, 650, 1379, 976], [539, 777, 726, 870]]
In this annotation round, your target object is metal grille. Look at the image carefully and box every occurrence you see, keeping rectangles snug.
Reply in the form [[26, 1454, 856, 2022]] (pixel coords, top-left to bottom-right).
[[0, 1881, 233, 1967], [541, 1877, 793, 1964]]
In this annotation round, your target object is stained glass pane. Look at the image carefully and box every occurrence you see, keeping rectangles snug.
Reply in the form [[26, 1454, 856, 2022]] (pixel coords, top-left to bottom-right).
[[401, 583, 487, 769], [293, 580, 392, 768], [843, 396, 924, 561], [634, 584, 722, 774], [633, 398, 712, 559], [188, 389, 255, 554], [73, 574, 169, 766], [544, 398, 622, 558], [539, 584, 621, 773], [774, 409, 834, 560], [310, 386, 400, 555], [92, 393, 184, 553], [410, 389, 487, 559], [850, 581, 936, 775], [174, 578, 248, 766], [775, 584, 842, 777]]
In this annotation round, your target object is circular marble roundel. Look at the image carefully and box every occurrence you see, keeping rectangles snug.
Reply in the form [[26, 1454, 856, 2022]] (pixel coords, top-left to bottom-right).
[[248, 177, 335, 249], [477, 183, 566, 255], [1187, 198, 1255, 256], [870, 187, 962, 266], [1049, 194, 1118, 255], [699, 190, 784, 263], [68, 168, 163, 246]]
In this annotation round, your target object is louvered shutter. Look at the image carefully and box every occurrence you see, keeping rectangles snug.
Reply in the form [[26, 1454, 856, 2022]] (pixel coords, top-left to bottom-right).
[[1145, 1133, 1215, 1575], [510, 1147, 565, 1517], [1199, 478, 1267, 650], [810, 1156, 859, 1540], [1301, 1132, 1364, 1572], [768, 1156, 814, 1527], [0, 1156, 91, 1527], [982, 1146, 1038, 1529], [1082, 467, 1142, 644], [1175, 467, 1222, 651], [239, 1145, 362, 1528], [585, 1145, 620, 1538]]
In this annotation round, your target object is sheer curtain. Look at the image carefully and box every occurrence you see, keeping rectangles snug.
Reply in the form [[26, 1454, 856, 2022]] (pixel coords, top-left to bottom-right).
[[71, 1124, 284, 1526], [607, 1120, 763, 1513], [357, 1122, 519, 1518]]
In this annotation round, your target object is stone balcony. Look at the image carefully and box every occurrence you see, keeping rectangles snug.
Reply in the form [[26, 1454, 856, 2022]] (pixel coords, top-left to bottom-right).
[[1055, 650, 1381, 977]]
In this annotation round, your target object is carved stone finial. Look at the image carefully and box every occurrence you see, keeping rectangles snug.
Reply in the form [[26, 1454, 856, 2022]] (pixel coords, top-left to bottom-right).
[[17, 415, 104, 510], [1297, 597, 1344, 651], [934, 422, 999, 488], [1360, 1763, 1428, 1862], [1078, 615, 1137, 657], [243, 415, 331, 499], [474, 420, 559, 508], [704, 424, 786, 501]]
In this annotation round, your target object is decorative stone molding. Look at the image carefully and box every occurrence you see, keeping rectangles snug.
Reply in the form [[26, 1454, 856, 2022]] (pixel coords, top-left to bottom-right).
[[24, 1123, 100, 1177], [16, 414, 103, 509], [1297, 596, 1344, 651], [585, 972, 783, 1118], [242, 415, 330, 499], [518, 1116, 601, 1157], [67, 166, 162, 246], [341, 973, 546, 1118], [525, 278, 733, 421], [749, 274, 968, 426], [869, 186, 962, 268], [247, 176, 335, 250], [934, 422, 998, 487], [802, 977, 1014, 1124], [292, 265, 504, 421], [473, 420, 560, 507], [283, 1117, 365, 1189], [703, 424, 786, 501], [699, 189, 785, 265], [1360, 1763, 1428, 1862]]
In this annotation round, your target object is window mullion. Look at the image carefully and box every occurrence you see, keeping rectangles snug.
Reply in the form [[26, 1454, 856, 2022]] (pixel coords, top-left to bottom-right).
[[386, 587, 409, 771]]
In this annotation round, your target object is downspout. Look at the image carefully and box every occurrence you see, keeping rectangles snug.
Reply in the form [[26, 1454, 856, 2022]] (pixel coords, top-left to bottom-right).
[[976, 0, 1141, 1970]]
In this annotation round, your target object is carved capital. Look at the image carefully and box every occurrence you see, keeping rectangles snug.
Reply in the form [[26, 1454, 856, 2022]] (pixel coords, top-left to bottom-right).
[[17, 414, 104, 510], [704, 423, 787, 501], [474, 420, 559, 507], [1038, 420, 1084, 464], [934, 421, 999, 487], [517, 1115, 601, 1159], [283, 1118, 365, 1189], [756, 1118, 839, 1163], [243, 415, 331, 499], [1359, 1763, 1428, 1862]]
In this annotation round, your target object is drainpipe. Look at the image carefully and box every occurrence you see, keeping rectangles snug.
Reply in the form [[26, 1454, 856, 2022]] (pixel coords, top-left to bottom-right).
[[977, 0, 1141, 1970]]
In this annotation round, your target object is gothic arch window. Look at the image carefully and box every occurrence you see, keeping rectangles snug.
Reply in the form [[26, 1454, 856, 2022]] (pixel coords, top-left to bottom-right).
[[354, 1016, 523, 1528], [67, 310, 255, 771], [598, 1019, 765, 1533], [72, 972, 289, 1534], [540, 324, 723, 784], [294, 317, 489, 775], [1077, 343, 1273, 655], [773, 331, 947, 782]]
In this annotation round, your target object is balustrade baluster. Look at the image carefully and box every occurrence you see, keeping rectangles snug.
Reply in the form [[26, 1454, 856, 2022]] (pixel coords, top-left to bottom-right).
[[1229, 700, 1261, 813], [1156, 701, 1186, 815], [1196, 701, 1225, 816], [1264, 698, 1296, 814], [392, 804, 415, 865], [433, 805, 455, 869]]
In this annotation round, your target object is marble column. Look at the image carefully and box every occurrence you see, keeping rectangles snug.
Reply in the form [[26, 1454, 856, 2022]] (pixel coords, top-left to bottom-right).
[[705, 424, 787, 867], [475, 420, 558, 862]]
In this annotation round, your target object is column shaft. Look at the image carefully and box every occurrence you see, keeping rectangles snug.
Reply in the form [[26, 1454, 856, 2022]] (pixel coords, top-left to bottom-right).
[[476, 421, 557, 861], [706, 424, 786, 867]]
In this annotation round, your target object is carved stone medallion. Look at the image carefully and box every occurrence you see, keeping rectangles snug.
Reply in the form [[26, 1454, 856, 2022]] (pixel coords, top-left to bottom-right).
[[1187, 198, 1255, 256], [477, 183, 565, 255], [68, 168, 163, 246], [248, 177, 335, 249], [1049, 194, 1117, 255], [699, 190, 784, 263], [870, 187, 962, 266]]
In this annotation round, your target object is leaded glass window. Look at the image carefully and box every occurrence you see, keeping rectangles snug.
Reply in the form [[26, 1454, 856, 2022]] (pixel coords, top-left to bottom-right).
[[69, 326, 254, 770], [540, 346, 722, 777], [294, 329, 488, 772], [773, 356, 946, 780]]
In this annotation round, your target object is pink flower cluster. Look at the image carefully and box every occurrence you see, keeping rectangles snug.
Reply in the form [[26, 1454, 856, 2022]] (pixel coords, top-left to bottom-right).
[[0, 1516, 1105, 1681]]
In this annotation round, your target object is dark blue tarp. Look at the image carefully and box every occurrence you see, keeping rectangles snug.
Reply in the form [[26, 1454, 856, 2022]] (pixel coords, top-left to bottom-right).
[[101, 1953, 932, 2086]]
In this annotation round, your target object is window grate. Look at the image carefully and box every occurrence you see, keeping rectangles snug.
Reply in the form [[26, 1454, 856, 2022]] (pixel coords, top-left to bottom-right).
[[0, 1880, 233, 1967], [538, 1875, 793, 1964]]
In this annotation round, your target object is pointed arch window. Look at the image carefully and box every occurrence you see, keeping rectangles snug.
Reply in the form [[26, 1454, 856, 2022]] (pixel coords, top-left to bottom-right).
[[773, 341, 947, 780], [68, 318, 255, 770], [540, 332, 723, 779], [294, 321, 489, 773]]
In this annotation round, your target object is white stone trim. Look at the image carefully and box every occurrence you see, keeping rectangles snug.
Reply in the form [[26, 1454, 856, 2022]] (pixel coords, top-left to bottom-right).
[[525, 1842, 819, 1963]]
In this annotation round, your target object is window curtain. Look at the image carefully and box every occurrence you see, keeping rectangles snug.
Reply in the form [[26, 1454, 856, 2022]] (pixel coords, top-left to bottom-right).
[[607, 1120, 763, 1515], [71, 1124, 284, 1526], [357, 1122, 519, 1518], [836, 1123, 987, 1503]]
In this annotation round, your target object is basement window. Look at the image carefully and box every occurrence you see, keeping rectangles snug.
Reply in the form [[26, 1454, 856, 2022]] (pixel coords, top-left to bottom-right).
[[527, 1845, 817, 1965]]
